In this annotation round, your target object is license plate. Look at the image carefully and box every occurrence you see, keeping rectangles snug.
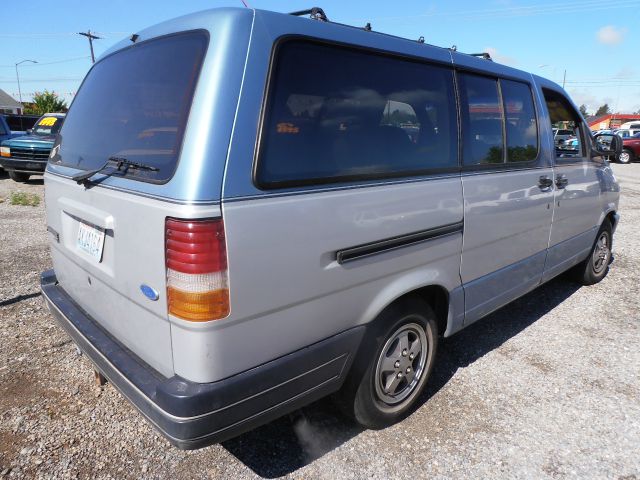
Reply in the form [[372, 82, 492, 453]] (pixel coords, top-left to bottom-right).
[[76, 222, 105, 261]]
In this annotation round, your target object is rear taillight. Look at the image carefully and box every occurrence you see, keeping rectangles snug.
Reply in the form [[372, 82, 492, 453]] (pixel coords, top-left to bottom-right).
[[165, 218, 230, 321]]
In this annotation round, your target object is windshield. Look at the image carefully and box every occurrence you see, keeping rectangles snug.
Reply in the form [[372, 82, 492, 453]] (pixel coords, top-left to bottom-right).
[[53, 31, 208, 183], [33, 116, 63, 136]]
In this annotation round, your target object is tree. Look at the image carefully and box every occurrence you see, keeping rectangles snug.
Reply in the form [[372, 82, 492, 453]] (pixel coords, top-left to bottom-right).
[[24, 90, 67, 115], [594, 104, 610, 116], [579, 104, 589, 117]]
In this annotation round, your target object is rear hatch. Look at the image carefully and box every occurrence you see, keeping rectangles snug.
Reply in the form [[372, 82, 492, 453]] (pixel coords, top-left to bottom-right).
[[44, 31, 209, 377]]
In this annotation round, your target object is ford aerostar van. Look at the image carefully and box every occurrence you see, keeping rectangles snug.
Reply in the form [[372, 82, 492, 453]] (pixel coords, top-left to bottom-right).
[[40, 7, 622, 449]]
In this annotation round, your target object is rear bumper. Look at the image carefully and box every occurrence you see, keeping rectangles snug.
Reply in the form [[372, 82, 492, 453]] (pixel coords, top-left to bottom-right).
[[0, 158, 47, 173], [40, 269, 364, 449]]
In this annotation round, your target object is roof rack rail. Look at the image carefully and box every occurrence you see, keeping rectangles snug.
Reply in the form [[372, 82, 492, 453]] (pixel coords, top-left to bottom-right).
[[469, 52, 493, 61], [289, 7, 329, 22], [286, 8, 490, 58]]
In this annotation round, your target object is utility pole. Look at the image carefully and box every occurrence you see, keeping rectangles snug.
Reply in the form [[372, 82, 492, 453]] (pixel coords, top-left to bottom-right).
[[15, 60, 37, 121], [562, 69, 567, 89], [78, 30, 101, 63]]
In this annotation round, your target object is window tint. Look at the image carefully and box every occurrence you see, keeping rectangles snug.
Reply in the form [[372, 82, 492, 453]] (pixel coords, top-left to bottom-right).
[[459, 74, 504, 165], [501, 80, 538, 162], [33, 116, 63, 136], [54, 31, 208, 182], [543, 89, 584, 160], [256, 41, 458, 188]]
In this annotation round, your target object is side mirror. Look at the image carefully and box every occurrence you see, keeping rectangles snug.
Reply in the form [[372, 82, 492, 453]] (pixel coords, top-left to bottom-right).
[[594, 133, 622, 161]]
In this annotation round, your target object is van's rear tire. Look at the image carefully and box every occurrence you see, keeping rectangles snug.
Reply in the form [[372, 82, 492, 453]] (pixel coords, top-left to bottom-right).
[[8, 171, 30, 183], [338, 298, 438, 429], [574, 219, 612, 285]]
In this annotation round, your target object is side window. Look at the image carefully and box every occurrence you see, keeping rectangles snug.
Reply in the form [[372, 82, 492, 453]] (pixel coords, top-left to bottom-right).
[[501, 80, 538, 162], [380, 100, 420, 143], [542, 89, 585, 161], [256, 41, 458, 188], [459, 74, 504, 165], [0, 121, 6, 135]]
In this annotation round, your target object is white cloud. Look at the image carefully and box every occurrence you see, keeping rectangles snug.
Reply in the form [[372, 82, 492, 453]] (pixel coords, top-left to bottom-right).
[[596, 25, 626, 45], [567, 88, 640, 115], [614, 67, 635, 79], [567, 89, 598, 112], [483, 47, 516, 66]]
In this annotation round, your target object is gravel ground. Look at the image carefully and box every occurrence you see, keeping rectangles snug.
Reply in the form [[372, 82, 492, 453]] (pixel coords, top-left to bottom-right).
[[0, 165, 638, 479]]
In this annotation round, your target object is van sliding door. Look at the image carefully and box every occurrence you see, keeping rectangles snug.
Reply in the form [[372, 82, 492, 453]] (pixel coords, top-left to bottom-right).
[[458, 74, 554, 325]]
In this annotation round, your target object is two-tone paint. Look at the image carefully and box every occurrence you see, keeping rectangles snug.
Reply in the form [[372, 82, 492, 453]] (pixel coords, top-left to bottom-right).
[[41, 7, 619, 447]]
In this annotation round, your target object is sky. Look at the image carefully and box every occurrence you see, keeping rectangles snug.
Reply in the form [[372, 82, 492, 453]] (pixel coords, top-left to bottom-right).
[[1, 0, 639, 116]]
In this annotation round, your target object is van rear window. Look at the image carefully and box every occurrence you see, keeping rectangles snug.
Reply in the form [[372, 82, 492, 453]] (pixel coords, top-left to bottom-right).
[[54, 31, 207, 183], [256, 41, 458, 189]]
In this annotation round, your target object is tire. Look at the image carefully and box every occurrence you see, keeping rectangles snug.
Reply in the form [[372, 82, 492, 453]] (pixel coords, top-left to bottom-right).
[[338, 298, 438, 429], [574, 219, 613, 285], [618, 148, 633, 164], [8, 171, 30, 183]]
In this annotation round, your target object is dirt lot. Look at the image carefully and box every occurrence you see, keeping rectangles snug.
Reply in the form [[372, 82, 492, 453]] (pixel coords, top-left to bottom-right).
[[0, 166, 638, 479]]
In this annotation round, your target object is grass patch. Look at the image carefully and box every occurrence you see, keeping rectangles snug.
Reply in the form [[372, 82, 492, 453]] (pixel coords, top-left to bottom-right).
[[9, 191, 40, 207]]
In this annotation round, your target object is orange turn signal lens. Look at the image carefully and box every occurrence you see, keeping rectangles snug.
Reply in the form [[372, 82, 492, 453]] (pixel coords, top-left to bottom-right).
[[0, 147, 10, 157], [167, 287, 230, 322]]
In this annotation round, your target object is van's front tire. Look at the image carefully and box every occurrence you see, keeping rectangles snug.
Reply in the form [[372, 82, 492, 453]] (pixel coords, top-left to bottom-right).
[[574, 220, 613, 285], [339, 298, 438, 429]]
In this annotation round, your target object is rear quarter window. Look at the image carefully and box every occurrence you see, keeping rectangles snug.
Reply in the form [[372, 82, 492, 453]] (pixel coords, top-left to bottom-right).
[[255, 40, 458, 189], [53, 31, 208, 183]]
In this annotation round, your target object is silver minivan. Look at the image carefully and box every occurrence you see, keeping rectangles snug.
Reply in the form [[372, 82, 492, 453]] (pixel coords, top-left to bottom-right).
[[41, 7, 622, 449]]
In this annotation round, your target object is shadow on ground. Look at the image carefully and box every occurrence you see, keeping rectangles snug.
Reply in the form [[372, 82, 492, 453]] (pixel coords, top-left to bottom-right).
[[0, 291, 41, 307], [222, 274, 582, 478], [0, 168, 43, 184]]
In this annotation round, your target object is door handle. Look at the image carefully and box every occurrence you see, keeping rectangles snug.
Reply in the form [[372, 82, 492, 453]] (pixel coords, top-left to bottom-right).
[[555, 174, 569, 189], [538, 175, 553, 190]]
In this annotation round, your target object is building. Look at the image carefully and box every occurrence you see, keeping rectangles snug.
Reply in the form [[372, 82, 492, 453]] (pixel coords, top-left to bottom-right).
[[0, 89, 22, 114], [587, 113, 640, 131]]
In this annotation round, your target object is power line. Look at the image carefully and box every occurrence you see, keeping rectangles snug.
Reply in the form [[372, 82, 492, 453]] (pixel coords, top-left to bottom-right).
[[0, 31, 128, 38], [0, 56, 91, 68], [0, 76, 84, 83], [568, 84, 640, 88], [346, 0, 639, 23], [565, 80, 640, 84]]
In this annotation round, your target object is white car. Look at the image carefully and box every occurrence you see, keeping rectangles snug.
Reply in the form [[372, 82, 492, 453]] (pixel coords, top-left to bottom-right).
[[615, 129, 640, 139], [553, 128, 574, 146]]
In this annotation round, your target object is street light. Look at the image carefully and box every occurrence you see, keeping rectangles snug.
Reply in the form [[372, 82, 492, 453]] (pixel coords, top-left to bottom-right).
[[539, 64, 566, 89], [15, 59, 37, 114]]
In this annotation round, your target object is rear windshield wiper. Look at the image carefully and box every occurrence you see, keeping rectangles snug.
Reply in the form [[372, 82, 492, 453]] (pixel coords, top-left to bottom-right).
[[72, 156, 159, 185]]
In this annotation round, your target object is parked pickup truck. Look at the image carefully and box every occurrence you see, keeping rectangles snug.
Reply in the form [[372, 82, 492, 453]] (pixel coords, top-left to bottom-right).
[[0, 113, 65, 182], [0, 115, 26, 144], [0, 115, 26, 172]]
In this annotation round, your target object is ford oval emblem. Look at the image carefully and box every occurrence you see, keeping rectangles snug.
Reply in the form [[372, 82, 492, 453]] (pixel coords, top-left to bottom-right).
[[140, 284, 159, 301]]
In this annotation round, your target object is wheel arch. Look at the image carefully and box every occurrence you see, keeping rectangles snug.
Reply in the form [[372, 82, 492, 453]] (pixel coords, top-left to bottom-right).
[[604, 210, 618, 230], [360, 278, 454, 339], [598, 208, 619, 234]]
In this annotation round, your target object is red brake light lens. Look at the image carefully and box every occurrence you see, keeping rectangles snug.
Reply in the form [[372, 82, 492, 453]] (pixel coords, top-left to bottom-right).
[[165, 218, 230, 321]]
